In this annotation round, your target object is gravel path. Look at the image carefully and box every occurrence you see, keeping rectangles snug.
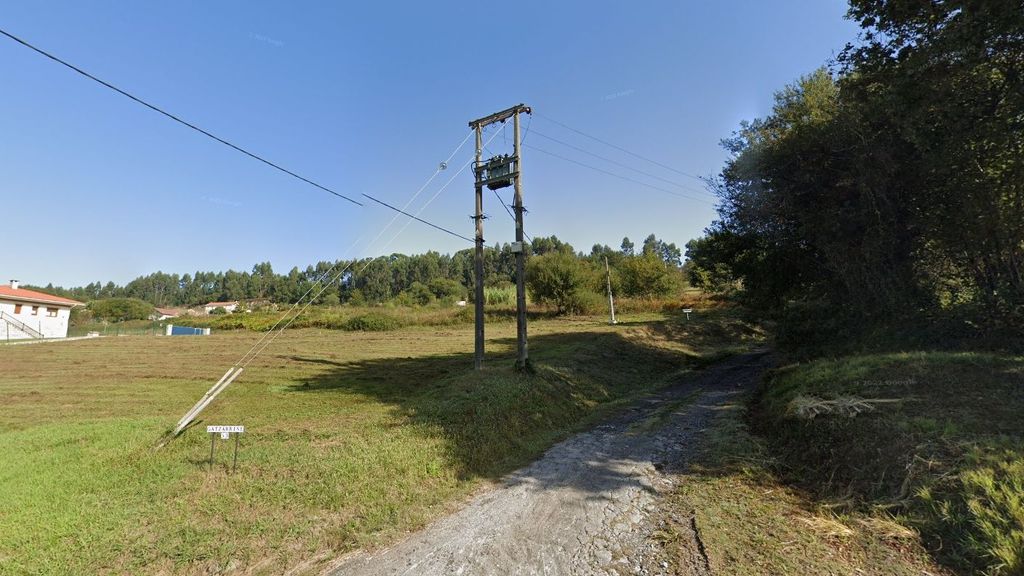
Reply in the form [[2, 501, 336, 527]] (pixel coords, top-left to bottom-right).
[[326, 351, 771, 576]]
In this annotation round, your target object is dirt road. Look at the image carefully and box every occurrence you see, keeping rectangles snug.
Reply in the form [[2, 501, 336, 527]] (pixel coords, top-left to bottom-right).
[[326, 351, 771, 576]]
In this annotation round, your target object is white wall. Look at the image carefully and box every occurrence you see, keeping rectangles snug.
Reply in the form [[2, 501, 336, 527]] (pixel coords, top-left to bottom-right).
[[0, 299, 72, 340]]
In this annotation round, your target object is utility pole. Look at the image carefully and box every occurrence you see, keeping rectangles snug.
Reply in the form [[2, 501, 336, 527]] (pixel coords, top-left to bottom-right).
[[468, 103, 532, 371], [605, 256, 617, 325], [512, 111, 529, 371], [473, 125, 485, 370]]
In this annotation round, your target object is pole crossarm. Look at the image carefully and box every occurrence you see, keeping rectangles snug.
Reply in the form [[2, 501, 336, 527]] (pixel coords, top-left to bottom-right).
[[469, 104, 532, 130]]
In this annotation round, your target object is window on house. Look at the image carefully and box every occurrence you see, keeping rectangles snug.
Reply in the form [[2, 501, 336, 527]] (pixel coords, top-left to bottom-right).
[[46, 308, 58, 317], [14, 304, 22, 314], [31, 306, 39, 316]]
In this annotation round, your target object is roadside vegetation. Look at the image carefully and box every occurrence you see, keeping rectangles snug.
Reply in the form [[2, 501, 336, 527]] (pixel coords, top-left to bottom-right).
[[754, 353, 1024, 574], [678, 2, 1024, 574], [32, 233, 688, 315], [661, 386, 948, 575], [0, 307, 761, 574]]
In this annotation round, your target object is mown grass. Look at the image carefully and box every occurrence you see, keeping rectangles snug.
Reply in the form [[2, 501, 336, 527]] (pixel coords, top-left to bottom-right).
[[753, 352, 1024, 574], [0, 308, 758, 574], [660, 392, 947, 575]]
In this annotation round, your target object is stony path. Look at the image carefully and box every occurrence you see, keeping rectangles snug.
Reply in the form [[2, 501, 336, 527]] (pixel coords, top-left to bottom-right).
[[326, 351, 771, 576]]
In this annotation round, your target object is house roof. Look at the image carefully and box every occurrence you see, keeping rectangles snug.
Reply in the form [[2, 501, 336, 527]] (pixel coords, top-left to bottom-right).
[[155, 307, 184, 315], [0, 286, 84, 307], [204, 301, 238, 307]]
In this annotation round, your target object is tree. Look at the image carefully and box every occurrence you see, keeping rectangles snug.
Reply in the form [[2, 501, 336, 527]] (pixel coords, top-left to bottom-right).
[[401, 282, 434, 306], [620, 237, 635, 256], [427, 278, 467, 302], [618, 254, 680, 298], [88, 298, 154, 322], [525, 252, 597, 314]]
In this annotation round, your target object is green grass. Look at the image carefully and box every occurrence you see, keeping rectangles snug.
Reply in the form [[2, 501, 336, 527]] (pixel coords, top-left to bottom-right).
[[753, 352, 1024, 574], [0, 308, 760, 574], [660, 392, 945, 575]]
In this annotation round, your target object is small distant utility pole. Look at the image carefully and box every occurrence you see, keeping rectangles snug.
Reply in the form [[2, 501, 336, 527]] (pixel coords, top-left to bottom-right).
[[604, 256, 617, 325], [468, 103, 532, 371]]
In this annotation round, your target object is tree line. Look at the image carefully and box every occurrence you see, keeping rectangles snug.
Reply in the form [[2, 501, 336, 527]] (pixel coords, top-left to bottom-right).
[[686, 0, 1023, 343], [31, 234, 686, 309]]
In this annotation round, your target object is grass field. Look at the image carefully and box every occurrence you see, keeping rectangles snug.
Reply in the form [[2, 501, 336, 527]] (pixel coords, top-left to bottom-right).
[[0, 308, 761, 575]]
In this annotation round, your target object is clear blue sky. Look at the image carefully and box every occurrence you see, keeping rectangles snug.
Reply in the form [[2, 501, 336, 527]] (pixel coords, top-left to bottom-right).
[[1, 1, 859, 287]]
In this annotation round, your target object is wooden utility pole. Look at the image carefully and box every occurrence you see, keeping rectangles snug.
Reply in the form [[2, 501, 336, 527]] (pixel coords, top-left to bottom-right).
[[468, 103, 532, 371], [473, 125, 485, 370], [512, 111, 529, 371]]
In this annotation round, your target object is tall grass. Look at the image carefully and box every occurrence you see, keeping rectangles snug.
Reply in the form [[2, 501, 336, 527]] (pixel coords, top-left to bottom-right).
[[754, 352, 1024, 574]]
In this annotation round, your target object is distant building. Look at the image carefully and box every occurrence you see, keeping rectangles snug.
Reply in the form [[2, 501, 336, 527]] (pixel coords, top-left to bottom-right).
[[152, 307, 185, 320], [0, 279, 83, 339], [203, 301, 239, 314]]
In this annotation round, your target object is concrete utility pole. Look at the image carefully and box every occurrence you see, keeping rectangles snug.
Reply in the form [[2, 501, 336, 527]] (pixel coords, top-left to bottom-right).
[[605, 256, 617, 325], [468, 104, 532, 371]]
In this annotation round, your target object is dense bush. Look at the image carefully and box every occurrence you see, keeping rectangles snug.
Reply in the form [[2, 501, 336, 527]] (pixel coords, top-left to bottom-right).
[[618, 254, 680, 298], [344, 313, 403, 331], [427, 278, 467, 302], [400, 282, 434, 307], [525, 253, 596, 315], [87, 298, 154, 322]]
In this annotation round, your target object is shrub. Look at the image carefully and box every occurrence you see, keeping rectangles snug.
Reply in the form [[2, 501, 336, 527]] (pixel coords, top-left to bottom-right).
[[401, 282, 435, 307], [88, 298, 154, 322], [427, 278, 467, 302], [562, 289, 606, 316], [525, 252, 596, 314], [344, 313, 402, 331], [209, 306, 228, 315], [618, 254, 680, 298]]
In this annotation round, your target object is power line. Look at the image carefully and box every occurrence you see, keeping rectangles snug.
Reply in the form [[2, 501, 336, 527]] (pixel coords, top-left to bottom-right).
[[0, 28, 363, 207], [362, 194, 474, 243], [534, 112, 707, 183], [173, 131, 484, 433], [240, 132, 495, 368], [233, 130, 475, 368], [524, 144, 715, 204], [492, 187, 532, 243], [1, 27, 483, 246], [529, 128, 713, 197]]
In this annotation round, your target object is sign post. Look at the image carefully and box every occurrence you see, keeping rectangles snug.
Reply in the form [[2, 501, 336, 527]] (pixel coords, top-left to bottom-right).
[[206, 425, 245, 473]]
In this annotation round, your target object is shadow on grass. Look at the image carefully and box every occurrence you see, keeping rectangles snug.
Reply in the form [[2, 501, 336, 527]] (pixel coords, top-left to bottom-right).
[[284, 329, 692, 497]]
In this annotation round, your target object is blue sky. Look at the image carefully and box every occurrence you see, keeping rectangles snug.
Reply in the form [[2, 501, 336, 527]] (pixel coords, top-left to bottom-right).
[[1, 1, 859, 287]]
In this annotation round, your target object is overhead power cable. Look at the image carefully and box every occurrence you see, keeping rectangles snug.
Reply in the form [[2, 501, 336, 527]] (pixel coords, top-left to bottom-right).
[[534, 112, 707, 183], [172, 131, 481, 435], [233, 130, 475, 369], [362, 195, 474, 243], [239, 128, 504, 368], [524, 144, 714, 204], [1, 28, 481, 246], [0, 28, 363, 207], [529, 129, 713, 197], [491, 188, 532, 243]]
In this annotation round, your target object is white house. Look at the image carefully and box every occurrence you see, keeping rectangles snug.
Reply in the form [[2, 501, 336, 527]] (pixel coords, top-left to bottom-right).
[[203, 301, 238, 314], [0, 280, 83, 340]]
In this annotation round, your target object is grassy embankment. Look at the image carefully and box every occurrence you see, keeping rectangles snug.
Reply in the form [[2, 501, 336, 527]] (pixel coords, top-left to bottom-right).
[[661, 349, 1024, 575], [0, 305, 759, 575]]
